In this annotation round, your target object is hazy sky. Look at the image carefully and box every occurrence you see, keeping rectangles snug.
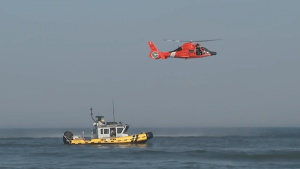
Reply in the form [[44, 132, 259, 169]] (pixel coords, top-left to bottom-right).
[[0, 0, 299, 128]]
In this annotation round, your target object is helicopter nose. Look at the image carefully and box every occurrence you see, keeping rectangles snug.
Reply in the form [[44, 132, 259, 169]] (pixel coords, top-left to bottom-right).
[[210, 51, 217, 55]]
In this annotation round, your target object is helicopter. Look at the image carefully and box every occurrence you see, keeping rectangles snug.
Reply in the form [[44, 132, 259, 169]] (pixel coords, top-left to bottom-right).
[[148, 39, 221, 60]]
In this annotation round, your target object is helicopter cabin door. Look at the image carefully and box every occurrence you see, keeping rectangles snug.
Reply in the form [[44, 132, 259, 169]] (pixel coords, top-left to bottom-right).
[[189, 49, 196, 57]]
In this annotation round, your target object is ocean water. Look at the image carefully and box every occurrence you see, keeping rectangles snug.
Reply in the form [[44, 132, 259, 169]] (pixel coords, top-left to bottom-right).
[[0, 127, 300, 169]]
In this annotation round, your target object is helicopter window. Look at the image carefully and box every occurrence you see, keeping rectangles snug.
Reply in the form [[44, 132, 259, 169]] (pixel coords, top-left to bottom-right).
[[100, 129, 103, 134], [104, 129, 109, 134], [189, 50, 194, 53], [175, 47, 182, 51], [170, 47, 182, 52], [117, 128, 123, 134]]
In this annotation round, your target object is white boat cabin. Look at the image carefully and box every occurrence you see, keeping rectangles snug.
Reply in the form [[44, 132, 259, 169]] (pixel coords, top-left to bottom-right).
[[91, 116, 129, 139]]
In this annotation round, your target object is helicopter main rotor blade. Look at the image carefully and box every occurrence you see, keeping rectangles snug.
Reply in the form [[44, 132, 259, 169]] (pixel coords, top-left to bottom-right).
[[191, 39, 222, 42], [163, 39, 182, 42], [163, 39, 222, 42]]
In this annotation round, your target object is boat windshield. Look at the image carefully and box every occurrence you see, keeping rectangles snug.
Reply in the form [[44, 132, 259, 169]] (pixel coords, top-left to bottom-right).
[[123, 126, 129, 133], [117, 128, 123, 134]]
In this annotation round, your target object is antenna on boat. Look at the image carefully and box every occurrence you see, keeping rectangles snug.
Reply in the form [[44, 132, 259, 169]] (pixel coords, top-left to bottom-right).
[[112, 99, 115, 122], [90, 107, 96, 122]]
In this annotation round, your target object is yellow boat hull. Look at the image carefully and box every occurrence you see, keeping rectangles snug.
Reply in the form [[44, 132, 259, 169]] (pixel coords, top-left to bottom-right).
[[70, 133, 151, 145]]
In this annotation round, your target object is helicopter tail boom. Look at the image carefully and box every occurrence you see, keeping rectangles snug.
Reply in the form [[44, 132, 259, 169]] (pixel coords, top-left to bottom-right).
[[148, 41, 166, 60]]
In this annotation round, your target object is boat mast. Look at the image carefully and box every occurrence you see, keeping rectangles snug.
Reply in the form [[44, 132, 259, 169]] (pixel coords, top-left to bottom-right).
[[112, 99, 115, 122], [90, 107, 96, 122]]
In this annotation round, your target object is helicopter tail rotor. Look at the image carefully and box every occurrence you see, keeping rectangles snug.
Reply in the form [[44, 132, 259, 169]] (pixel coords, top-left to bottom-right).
[[148, 41, 166, 60]]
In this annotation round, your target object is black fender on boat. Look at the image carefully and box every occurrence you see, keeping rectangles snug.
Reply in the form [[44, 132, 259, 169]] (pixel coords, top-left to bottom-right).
[[146, 132, 153, 140], [63, 131, 73, 144]]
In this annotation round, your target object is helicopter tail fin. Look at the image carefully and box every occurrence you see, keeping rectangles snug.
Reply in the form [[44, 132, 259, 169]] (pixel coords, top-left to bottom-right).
[[148, 41, 165, 60]]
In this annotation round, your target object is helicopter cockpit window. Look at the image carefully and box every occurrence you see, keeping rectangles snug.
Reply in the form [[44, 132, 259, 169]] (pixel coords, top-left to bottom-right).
[[204, 47, 209, 51]]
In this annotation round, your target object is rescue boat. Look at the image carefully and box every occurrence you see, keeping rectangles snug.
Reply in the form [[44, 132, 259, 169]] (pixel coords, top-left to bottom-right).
[[63, 107, 153, 145]]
